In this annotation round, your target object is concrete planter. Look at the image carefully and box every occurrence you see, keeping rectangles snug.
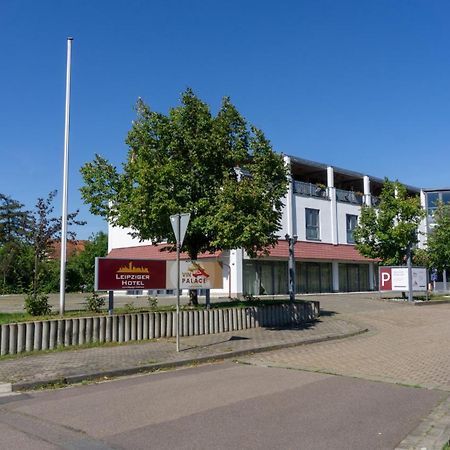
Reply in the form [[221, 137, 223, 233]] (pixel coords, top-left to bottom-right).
[[0, 302, 319, 356]]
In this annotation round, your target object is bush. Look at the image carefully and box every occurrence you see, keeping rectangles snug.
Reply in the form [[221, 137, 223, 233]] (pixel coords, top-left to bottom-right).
[[24, 293, 52, 316], [85, 292, 105, 313], [147, 296, 158, 309]]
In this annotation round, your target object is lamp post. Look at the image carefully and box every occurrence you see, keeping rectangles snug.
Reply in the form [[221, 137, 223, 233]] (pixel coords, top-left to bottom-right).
[[285, 234, 297, 303]]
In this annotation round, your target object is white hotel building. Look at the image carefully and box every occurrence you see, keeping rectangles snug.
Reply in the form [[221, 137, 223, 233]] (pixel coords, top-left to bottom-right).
[[108, 155, 446, 297]]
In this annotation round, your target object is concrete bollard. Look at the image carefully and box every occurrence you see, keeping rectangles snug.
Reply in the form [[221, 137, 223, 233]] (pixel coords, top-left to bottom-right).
[[72, 318, 79, 346], [143, 313, 149, 340], [166, 312, 172, 337], [231, 308, 237, 331], [221, 309, 227, 332], [160, 313, 166, 338], [64, 319, 73, 346], [79, 318, 86, 345], [9, 324, 17, 355], [91, 317, 99, 342], [130, 314, 137, 341], [148, 313, 155, 339], [198, 310, 204, 335], [172, 312, 177, 338], [99, 317, 106, 342], [56, 320, 65, 347], [202, 310, 208, 335], [105, 316, 112, 342], [193, 311, 199, 335], [111, 316, 118, 342], [1, 325, 9, 356], [33, 321, 42, 351], [207, 310, 213, 334], [17, 323, 26, 353], [218, 309, 224, 333], [187, 311, 193, 336], [182, 311, 188, 337], [118, 316, 125, 342], [236, 308, 242, 330], [212, 309, 218, 334], [49, 320, 57, 349], [137, 314, 143, 340], [84, 318, 92, 344], [26, 322, 34, 352], [154, 313, 161, 338]]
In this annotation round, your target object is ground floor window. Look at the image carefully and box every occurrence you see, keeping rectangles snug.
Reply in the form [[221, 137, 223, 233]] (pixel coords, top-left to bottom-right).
[[339, 263, 370, 292], [243, 261, 288, 296], [296, 262, 332, 293], [243, 260, 333, 295]]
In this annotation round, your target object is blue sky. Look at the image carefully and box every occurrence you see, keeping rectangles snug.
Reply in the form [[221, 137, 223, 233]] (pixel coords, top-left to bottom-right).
[[1, 0, 449, 239]]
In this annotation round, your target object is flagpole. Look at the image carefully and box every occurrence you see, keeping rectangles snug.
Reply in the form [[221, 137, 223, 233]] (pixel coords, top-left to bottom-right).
[[59, 37, 73, 316]]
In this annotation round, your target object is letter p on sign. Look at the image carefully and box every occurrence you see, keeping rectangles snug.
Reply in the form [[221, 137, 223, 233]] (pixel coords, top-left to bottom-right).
[[379, 268, 392, 291]]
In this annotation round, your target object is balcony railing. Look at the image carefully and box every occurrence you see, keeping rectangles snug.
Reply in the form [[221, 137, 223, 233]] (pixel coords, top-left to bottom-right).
[[336, 189, 363, 205], [293, 181, 329, 199], [371, 196, 380, 206]]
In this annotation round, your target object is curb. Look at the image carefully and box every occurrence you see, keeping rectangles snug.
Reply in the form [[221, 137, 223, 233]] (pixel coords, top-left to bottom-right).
[[11, 327, 368, 391]]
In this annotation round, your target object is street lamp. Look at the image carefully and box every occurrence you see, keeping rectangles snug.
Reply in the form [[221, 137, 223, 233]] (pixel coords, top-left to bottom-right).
[[285, 234, 298, 303]]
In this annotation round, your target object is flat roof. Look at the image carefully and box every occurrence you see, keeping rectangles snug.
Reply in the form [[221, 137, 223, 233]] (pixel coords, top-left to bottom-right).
[[288, 154, 421, 193]]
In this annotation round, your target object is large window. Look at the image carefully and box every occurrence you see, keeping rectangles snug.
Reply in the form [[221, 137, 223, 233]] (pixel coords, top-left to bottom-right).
[[305, 208, 320, 240], [339, 263, 370, 292], [346, 214, 358, 244]]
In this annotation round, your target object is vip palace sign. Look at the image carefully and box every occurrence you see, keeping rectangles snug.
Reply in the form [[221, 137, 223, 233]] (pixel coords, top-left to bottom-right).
[[166, 260, 223, 289], [95, 258, 166, 290], [95, 258, 223, 291]]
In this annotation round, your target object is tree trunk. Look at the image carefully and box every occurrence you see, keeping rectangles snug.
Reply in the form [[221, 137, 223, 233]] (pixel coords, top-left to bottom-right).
[[188, 251, 199, 306], [189, 289, 199, 306]]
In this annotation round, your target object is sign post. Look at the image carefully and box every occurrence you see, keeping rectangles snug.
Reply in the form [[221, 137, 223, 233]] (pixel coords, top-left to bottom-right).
[[170, 213, 190, 352]]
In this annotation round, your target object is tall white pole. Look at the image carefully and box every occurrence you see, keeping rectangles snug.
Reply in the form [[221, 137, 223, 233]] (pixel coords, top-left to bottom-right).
[[176, 214, 181, 352], [59, 37, 73, 316]]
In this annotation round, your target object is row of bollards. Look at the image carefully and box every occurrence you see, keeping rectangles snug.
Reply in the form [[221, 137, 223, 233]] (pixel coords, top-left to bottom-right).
[[0, 302, 319, 356]]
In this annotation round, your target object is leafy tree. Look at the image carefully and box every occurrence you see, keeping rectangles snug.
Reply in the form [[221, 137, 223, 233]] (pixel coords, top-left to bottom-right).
[[67, 231, 108, 291], [0, 194, 32, 293], [27, 190, 85, 294], [81, 89, 287, 304], [426, 202, 450, 272], [354, 179, 424, 266], [0, 194, 30, 244]]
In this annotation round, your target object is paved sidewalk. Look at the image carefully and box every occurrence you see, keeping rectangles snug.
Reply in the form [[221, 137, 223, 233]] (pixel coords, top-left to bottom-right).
[[0, 317, 364, 390]]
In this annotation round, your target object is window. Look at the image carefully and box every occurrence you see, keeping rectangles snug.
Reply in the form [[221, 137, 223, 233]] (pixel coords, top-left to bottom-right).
[[305, 208, 320, 240], [346, 214, 358, 244]]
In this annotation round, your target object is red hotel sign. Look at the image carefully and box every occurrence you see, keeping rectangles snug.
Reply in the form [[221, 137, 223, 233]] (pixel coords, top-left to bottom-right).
[[95, 258, 166, 290]]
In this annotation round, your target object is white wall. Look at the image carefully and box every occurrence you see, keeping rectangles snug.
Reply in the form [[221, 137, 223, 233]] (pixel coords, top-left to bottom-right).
[[108, 223, 152, 252], [336, 202, 361, 244], [294, 195, 333, 243]]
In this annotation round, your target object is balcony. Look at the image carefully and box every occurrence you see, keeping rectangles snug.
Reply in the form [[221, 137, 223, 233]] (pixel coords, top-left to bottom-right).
[[293, 181, 329, 199], [336, 189, 363, 205]]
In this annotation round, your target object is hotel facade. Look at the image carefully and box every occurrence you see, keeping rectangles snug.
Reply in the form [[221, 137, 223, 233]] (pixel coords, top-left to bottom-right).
[[108, 155, 448, 297]]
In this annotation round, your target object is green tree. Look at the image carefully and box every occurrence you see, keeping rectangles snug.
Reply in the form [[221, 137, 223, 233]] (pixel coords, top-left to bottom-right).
[[27, 191, 85, 295], [67, 231, 108, 291], [0, 194, 32, 293], [0, 194, 30, 244], [81, 89, 287, 304], [426, 202, 450, 272], [354, 179, 424, 266]]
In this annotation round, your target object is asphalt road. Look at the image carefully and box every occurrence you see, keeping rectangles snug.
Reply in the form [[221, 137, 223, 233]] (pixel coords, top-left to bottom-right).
[[0, 362, 445, 450]]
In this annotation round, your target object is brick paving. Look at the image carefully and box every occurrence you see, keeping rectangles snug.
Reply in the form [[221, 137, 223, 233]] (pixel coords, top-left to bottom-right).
[[0, 317, 363, 388], [1, 294, 449, 448], [240, 301, 450, 391], [239, 295, 450, 450]]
